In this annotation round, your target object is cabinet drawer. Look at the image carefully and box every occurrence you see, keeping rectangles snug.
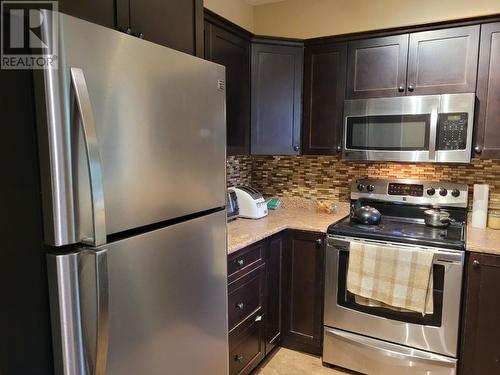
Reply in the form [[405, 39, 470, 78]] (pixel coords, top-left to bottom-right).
[[229, 309, 265, 375], [228, 241, 265, 281], [228, 265, 265, 331]]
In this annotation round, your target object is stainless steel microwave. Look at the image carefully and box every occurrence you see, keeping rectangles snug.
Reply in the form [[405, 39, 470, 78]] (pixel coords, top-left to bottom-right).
[[342, 93, 475, 163]]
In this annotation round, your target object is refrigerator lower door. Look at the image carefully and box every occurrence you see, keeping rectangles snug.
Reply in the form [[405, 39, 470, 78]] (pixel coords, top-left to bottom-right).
[[48, 211, 228, 375], [323, 328, 457, 375]]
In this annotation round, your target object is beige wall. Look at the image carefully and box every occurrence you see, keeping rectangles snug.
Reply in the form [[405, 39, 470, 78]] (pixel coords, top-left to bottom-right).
[[253, 0, 500, 39], [204, 0, 254, 32]]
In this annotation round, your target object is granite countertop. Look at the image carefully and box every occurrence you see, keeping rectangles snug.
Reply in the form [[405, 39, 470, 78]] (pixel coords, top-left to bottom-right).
[[227, 198, 500, 256], [227, 200, 350, 254], [467, 226, 500, 256]]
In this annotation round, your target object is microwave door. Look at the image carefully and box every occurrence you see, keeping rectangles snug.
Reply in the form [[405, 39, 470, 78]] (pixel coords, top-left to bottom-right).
[[343, 95, 441, 162]]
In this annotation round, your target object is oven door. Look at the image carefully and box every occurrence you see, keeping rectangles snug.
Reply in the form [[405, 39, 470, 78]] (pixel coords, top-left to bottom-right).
[[324, 236, 464, 357], [343, 95, 440, 162]]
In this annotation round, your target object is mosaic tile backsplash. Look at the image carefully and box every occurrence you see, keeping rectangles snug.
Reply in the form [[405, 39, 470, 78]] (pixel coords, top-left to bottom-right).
[[227, 155, 500, 212]]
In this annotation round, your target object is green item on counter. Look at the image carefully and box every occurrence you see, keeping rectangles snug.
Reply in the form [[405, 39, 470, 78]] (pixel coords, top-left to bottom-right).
[[267, 198, 282, 210]]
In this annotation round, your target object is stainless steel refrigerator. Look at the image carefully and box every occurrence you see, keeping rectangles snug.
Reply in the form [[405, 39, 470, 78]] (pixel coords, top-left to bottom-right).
[[34, 11, 228, 375]]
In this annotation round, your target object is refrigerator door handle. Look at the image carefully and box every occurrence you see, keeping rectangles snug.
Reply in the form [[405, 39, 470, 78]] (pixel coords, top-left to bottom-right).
[[70, 67, 107, 247], [92, 249, 109, 375]]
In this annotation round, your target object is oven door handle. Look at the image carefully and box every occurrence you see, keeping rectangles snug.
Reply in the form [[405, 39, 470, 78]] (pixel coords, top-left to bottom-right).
[[328, 328, 456, 366]]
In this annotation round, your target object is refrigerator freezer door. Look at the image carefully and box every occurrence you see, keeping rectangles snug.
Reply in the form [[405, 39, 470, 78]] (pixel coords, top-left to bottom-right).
[[48, 210, 228, 375], [36, 12, 226, 246]]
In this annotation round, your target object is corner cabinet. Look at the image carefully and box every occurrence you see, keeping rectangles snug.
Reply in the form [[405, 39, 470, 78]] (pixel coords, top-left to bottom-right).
[[474, 22, 500, 159], [346, 25, 479, 98], [282, 231, 325, 355], [251, 40, 304, 155], [460, 252, 500, 375], [302, 42, 347, 155], [204, 14, 251, 155]]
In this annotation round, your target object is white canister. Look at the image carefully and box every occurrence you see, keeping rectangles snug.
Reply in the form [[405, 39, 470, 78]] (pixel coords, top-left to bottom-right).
[[471, 184, 489, 229]]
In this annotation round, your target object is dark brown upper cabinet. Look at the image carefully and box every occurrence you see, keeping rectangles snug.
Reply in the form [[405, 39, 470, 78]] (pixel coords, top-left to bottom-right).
[[251, 40, 303, 155], [407, 25, 480, 95], [346, 35, 409, 99], [346, 26, 479, 99], [282, 231, 325, 355], [116, 0, 204, 56], [204, 16, 251, 155], [58, 0, 116, 28], [302, 42, 347, 155], [474, 22, 500, 159], [460, 252, 500, 375]]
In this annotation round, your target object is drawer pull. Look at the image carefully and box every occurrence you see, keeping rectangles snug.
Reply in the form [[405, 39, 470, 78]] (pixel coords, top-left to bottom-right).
[[234, 355, 244, 363], [236, 302, 244, 310], [236, 259, 244, 267], [473, 259, 480, 268], [254, 315, 262, 322]]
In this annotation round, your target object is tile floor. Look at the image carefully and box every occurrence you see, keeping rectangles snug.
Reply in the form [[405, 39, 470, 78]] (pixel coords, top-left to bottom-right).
[[253, 347, 356, 374]]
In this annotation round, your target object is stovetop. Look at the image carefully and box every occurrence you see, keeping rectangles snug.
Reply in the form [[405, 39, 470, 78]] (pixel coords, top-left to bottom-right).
[[328, 216, 466, 250], [327, 198, 467, 250]]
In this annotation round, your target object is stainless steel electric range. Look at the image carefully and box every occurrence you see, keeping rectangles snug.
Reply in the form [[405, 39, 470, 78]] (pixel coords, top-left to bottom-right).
[[323, 178, 468, 375]]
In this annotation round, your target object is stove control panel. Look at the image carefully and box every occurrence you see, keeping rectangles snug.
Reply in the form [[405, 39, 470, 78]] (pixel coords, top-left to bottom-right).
[[388, 183, 423, 197], [351, 178, 468, 208]]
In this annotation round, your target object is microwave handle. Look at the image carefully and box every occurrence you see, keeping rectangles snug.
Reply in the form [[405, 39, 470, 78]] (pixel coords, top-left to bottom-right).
[[428, 107, 438, 160]]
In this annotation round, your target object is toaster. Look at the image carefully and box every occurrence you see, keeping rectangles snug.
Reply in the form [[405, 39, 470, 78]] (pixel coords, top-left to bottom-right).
[[228, 186, 268, 219], [227, 190, 239, 221]]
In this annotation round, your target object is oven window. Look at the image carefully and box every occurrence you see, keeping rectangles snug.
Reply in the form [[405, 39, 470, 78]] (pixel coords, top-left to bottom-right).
[[337, 250, 444, 327], [346, 114, 430, 150]]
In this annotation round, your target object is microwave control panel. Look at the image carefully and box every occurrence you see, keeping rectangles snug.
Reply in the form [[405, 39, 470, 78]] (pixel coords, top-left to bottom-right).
[[436, 112, 468, 150]]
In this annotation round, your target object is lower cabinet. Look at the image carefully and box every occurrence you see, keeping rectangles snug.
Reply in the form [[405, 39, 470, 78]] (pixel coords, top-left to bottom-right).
[[460, 252, 500, 375], [227, 230, 325, 374], [282, 230, 325, 355], [265, 233, 284, 353]]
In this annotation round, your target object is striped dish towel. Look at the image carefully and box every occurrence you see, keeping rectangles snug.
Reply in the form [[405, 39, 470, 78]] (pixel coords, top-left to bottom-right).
[[346, 241, 434, 315]]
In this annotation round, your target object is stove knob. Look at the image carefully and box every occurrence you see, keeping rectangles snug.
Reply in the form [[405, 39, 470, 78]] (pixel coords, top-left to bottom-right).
[[451, 189, 460, 197], [439, 188, 448, 196], [357, 184, 365, 191], [367, 185, 374, 192], [427, 187, 436, 196]]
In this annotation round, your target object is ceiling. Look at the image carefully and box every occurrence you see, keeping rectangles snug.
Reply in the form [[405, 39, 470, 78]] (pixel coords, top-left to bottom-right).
[[244, 0, 286, 5]]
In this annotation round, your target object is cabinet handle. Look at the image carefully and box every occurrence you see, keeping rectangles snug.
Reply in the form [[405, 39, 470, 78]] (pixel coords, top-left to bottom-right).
[[398, 85, 405, 92], [118, 26, 132, 34], [316, 238, 323, 246], [293, 145, 300, 152], [474, 146, 482, 155], [236, 302, 244, 310], [336, 145, 342, 153], [473, 259, 480, 268], [407, 85, 415, 92], [254, 315, 262, 322], [235, 259, 244, 267], [234, 355, 244, 362]]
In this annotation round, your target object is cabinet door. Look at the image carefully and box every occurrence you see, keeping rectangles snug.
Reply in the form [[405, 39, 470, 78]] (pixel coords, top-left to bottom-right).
[[205, 22, 250, 155], [346, 35, 408, 99], [58, 0, 115, 28], [407, 25, 479, 95], [118, 0, 204, 56], [265, 233, 283, 354], [474, 22, 500, 159], [251, 42, 303, 155], [282, 231, 325, 355], [461, 253, 500, 375], [302, 43, 347, 155]]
